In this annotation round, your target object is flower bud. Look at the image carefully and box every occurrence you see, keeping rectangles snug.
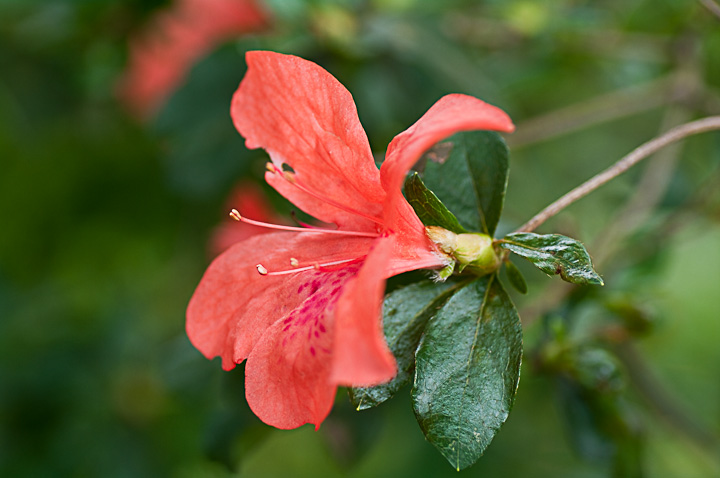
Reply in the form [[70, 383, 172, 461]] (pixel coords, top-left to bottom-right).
[[425, 226, 501, 276], [425, 226, 458, 255]]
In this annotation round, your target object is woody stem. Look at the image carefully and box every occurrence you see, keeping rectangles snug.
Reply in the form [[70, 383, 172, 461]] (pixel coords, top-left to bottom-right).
[[514, 116, 720, 233], [700, 0, 720, 19]]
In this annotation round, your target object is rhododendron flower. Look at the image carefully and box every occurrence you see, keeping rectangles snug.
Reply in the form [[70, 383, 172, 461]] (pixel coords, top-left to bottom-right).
[[118, 0, 268, 118], [187, 51, 514, 429], [210, 182, 284, 255]]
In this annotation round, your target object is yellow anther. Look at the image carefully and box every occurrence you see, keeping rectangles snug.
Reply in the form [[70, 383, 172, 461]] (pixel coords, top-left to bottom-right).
[[283, 170, 296, 183], [229, 209, 242, 221]]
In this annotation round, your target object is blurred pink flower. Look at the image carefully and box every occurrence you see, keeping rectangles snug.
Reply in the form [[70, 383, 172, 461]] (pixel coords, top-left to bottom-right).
[[117, 0, 268, 118]]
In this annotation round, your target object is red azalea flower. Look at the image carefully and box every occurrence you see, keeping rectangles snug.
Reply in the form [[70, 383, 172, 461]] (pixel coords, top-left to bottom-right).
[[186, 51, 514, 429], [117, 0, 268, 118]]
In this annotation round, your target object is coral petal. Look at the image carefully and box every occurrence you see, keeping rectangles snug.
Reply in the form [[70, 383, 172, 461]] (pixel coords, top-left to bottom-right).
[[380, 94, 515, 194], [186, 232, 372, 370], [231, 51, 385, 230], [245, 315, 338, 429], [379, 94, 514, 249], [332, 236, 397, 386], [244, 265, 357, 429]]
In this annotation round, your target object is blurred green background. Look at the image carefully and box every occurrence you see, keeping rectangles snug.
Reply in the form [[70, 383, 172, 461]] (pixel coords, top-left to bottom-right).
[[1, 0, 719, 476]]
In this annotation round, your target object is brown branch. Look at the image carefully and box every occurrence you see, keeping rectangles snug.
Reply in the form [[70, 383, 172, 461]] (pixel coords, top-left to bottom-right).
[[519, 161, 720, 326], [514, 116, 720, 233], [592, 106, 692, 266], [699, 0, 720, 19]]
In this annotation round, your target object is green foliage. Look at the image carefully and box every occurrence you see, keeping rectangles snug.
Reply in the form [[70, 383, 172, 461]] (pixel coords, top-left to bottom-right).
[[404, 172, 467, 233], [384, 110, 524, 469], [349, 279, 467, 410], [422, 131, 510, 236], [390, 89, 628, 470], [498, 233, 604, 286], [504, 259, 528, 294], [412, 275, 522, 470]]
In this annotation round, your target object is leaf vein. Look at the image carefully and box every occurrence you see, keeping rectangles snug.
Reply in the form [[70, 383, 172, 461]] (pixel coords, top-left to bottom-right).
[[455, 276, 494, 468]]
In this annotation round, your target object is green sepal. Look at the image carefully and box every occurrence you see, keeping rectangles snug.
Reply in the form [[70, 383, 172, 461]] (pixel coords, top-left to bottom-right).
[[504, 259, 528, 294], [435, 262, 455, 281], [405, 172, 466, 234], [423, 131, 510, 236], [349, 279, 468, 410], [412, 275, 523, 470], [498, 232, 604, 286]]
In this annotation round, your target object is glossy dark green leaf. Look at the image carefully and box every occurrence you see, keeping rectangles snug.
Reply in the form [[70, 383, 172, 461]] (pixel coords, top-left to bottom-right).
[[412, 275, 522, 470], [504, 259, 528, 294], [349, 279, 467, 410], [423, 131, 509, 236], [404, 172, 466, 233], [498, 233, 604, 286]]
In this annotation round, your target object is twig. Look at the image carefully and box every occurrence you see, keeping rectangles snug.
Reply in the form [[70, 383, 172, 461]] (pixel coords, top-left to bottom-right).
[[592, 107, 692, 266], [591, 49, 702, 265], [514, 116, 720, 233], [519, 163, 720, 326], [699, 0, 720, 19], [518, 50, 703, 323]]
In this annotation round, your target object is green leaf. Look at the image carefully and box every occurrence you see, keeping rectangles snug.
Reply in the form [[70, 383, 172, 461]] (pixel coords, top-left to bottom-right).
[[412, 275, 522, 470], [423, 131, 509, 236], [349, 279, 467, 410], [504, 259, 528, 294], [405, 172, 466, 233], [498, 232, 604, 286]]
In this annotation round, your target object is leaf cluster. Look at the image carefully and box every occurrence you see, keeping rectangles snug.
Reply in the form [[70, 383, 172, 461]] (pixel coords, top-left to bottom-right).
[[352, 130, 604, 469]]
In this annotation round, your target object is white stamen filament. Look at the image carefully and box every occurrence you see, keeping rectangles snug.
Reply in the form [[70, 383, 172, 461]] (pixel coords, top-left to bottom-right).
[[229, 209, 379, 238], [256, 257, 362, 276]]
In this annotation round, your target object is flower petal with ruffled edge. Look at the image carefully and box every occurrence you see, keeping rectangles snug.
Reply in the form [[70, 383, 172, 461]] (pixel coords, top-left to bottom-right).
[[187, 232, 373, 371], [244, 260, 364, 429], [380, 94, 516, 236], [331, 235, 397, 386], [231, 51, 385, 232]]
